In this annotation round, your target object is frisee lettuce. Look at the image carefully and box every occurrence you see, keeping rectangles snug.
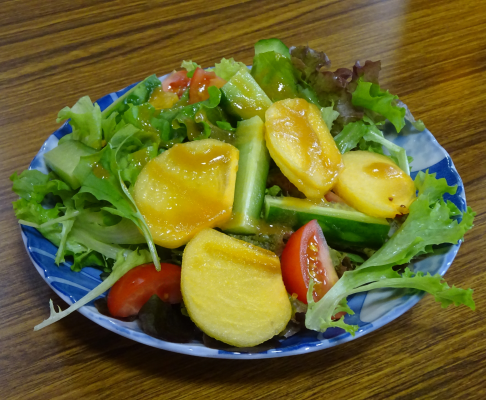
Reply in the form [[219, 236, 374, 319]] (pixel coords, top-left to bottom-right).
[[214, 58, 247, 81], [181, 60, 201, 78], [34, 249, 152, 331], [351, 78, 406, 133], [57, 96, 103, 150], [334, 119, 410, 173], [73, 127, 160, 269], [305, 171, 476, 334]]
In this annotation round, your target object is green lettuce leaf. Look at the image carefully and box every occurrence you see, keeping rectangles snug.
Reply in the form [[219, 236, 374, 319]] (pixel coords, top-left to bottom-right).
[[171, 86, 230, 142], [321, 105, 340, 131], [333, 120, 368, 153], [101, 75, 161, 119], [57, 96, 103, 150], [361, 172, 474, 269], [305, 265, 475, 334], [34, 249, 152, 330], [72, 250, 109, 273], [334, 119, 410, 173], [108, 123, 160, 187], [214, 58, 246, 81], [352, 79, 406, 133], [11, 170, 81, 264], [72, 210, 145, 245], [181, 60, 201, 78], [73, 135, 160, 268], [305, 171, 476, 334]]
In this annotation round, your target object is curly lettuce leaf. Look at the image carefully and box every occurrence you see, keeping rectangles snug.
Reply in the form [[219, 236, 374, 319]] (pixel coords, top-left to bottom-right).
[[73, 134, 160, 268], [306, 265, 475, 334], [333, 120, 368, 153], [361, 173, 474, 269], [289, 46, 331, 80], [334, 120, 410, 173], [34, 249, 152, 330], [351, 60, 381, 85], [352, 78, 406, 133], [72, 250, 109, 273], [170, 86, 232, 142], [11, 170, 81, 264], [181, 60, 201, 78], [320, 105, 340, 131], [214, 58, 246, 81], [57, 96, 103, 150], [108, 123, 160, 187], [305, 171, 476, 334], [101, 75, 161, 119]]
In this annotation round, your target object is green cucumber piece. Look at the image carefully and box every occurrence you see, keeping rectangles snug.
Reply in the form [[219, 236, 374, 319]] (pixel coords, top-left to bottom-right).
[[222, 116, 270, 234], [264, 196, 390, 249], [101, 74, 161, 119], [220, 67, 273, 121], [251, 52, 298, 102], [44, 140, 96, 189], [254, 38, 290, 59]]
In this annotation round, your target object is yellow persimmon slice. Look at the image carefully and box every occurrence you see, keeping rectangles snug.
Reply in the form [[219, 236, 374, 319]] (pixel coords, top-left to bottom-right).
[[181, 228, 291, 347], [333, 151, 416, 218], [133, 139, 239, 248], [265, 98, 343, 199]]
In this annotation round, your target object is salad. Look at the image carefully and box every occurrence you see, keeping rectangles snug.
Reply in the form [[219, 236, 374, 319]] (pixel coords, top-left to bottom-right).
[[11, 38, 476, 350]]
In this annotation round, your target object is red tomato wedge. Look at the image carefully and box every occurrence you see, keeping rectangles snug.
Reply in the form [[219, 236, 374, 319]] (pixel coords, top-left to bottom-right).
[[107, 263, 182, 318], [189, 67, 226, 104], [281, 220, 339, 304], [162, 70, 191, 98]]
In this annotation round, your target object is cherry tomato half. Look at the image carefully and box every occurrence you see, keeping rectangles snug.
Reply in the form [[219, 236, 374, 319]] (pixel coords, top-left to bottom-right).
[[280, 220, 339, 304], [189, 67, 226, 104], [107, 263, 182, 318], [162, 70, 191, 98]]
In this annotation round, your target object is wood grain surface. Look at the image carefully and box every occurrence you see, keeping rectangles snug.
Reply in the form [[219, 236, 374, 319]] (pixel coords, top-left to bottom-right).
[[1, 0, 485, 399]]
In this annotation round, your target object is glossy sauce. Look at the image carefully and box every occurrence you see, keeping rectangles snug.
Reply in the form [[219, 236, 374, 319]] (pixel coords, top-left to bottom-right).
[[92, 161, 110, 179], [364, 162, 404, 180], [129, 147, 153, 169], [265, 98, 343, 199], [306, 235, 326, 301], [149, 86, 179, 109], [134, 140, 238, 248]]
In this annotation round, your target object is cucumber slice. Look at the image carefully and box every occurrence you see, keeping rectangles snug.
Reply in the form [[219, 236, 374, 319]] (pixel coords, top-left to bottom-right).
[[44, 140, 96, 189], [264, 196, 390, 249], [222, 116, 270, 234], [254, 38, 290, 59], [220, 67, 272, 121]]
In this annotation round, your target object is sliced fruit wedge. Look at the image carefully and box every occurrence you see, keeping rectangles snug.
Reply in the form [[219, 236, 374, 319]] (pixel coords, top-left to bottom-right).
[[133, 139, 239, 248], [181, 228, 291, 348], [333, 151, 416, 218], [265, 98, 343, 200]]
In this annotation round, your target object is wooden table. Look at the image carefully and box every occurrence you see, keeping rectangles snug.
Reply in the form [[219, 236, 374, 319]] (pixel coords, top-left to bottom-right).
[[1, 1, 485, 398]]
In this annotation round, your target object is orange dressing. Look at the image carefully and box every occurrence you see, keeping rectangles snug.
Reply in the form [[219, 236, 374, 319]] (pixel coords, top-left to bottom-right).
[[92, 162, 110, 179], [129, 148, 152, 169], [149, 86, 179, 109], [134, 140, 238, 248], [364, 162, 404, 180], [265, 98, 343, 199]]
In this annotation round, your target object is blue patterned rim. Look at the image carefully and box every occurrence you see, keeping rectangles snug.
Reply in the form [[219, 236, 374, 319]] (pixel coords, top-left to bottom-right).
[[21, 75, 466, 359]]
